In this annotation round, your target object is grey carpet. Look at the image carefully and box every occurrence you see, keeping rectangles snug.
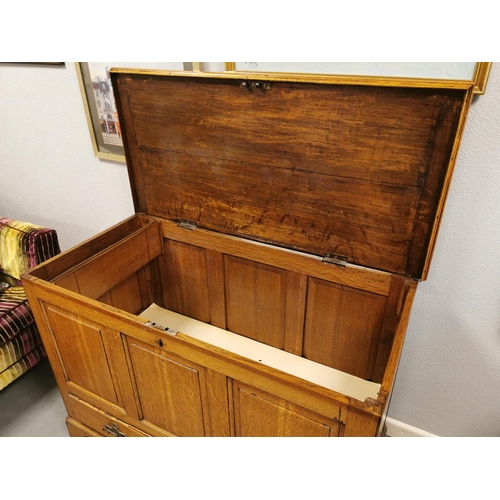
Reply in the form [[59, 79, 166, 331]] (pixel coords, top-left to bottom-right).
[[0, 358, 69, 437]]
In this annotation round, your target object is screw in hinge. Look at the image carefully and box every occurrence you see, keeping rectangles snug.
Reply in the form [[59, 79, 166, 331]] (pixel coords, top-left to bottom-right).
[[322, 253, 348, 268], [240, 81, 271, 90]]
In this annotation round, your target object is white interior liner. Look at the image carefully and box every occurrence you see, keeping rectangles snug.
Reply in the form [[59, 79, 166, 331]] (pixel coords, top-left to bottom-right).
[[140, 303, 381, 403]]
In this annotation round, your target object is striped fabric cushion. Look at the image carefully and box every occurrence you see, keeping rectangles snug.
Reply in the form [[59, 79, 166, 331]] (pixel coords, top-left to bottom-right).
[[0, 344, 46, 390], [0, 323, 42, 373], [0, 217, 60, 390], [0, 218, 60, 280], [0, 286, 33, 347]]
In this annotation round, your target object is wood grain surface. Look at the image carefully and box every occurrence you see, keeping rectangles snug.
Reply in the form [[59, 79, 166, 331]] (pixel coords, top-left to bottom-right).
[[225, 255, 287, 348], [232, 382, 340, 437], [112, 73, 469, 278], [45, 305, 120, 405], [303, 278, 387, 379], [127, 338, 208, 436]]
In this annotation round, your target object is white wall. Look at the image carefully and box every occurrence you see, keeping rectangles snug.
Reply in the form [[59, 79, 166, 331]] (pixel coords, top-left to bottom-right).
[[389, 63, 500, 436], [0, 63, 135, 250], [1, 62, 499, 436]]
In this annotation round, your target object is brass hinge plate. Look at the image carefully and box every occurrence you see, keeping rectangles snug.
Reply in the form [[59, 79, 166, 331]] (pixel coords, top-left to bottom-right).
[[322, 253, 348, 268], [240, 81, 271, 90], [178, 220, 197, 230]]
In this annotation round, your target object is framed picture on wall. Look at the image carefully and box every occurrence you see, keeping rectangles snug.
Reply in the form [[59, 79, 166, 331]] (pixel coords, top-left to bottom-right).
[[224, 62, 492, 95], [76, 62, 191, 163]]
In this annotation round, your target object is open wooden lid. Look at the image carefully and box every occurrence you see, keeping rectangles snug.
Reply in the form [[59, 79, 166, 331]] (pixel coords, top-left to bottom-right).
[[111, 70, 472, 279]]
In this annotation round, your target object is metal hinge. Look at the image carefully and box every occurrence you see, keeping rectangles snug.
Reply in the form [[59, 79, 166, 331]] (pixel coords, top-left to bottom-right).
[[178, 220, 197, 230], [322, 253, 348, 268], [146, 321, 178, 336], [240, 81, 271, 90]]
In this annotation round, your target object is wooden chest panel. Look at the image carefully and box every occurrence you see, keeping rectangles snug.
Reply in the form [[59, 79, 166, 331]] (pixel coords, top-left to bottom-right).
[[113, 72, 471, 278], [125, 77, 445, 184], [160, 239, 211, 322], [126, 337, 209, 437], [233, 382, 341, 437], [137, 149, 418, 274], [156, 235, 394, 379], [45, 305, 120, 405], [225, 255, 287, 349], [303, 278, 387, 379], [98, 272, 145, 316]]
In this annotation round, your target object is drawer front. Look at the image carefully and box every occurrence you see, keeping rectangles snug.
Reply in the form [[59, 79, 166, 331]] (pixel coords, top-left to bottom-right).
[[66, 417, 101, 437], [68, 394, 150, 437]]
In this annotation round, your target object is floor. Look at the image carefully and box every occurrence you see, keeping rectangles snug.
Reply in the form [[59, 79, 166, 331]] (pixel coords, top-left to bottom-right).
[[0, 358, 69, 437]]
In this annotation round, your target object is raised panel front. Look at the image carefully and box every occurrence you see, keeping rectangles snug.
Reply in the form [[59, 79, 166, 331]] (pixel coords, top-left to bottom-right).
[[233, 382, 341, 437], [126, 337, 208, 436], [45, 305, 120, 405]]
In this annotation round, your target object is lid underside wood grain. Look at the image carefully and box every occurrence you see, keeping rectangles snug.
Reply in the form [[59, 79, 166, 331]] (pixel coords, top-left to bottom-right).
[[112, 72, 471, 278]]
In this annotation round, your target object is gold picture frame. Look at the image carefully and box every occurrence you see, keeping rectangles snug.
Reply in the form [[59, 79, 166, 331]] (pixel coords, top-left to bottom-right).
[[472, 62, 492, 94], [224, 62, 492, 95], [76, 62, 193, 163]]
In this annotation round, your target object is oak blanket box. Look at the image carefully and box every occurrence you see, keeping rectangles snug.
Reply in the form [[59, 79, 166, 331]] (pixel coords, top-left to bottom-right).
[[22, 70, 473, 437]]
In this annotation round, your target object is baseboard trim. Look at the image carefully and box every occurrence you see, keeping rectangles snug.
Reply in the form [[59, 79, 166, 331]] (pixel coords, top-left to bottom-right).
[[385, 417, 437, 437]]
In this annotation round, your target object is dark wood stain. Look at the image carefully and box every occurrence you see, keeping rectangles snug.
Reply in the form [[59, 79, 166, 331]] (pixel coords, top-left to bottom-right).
[[112, 74, 467, 278]]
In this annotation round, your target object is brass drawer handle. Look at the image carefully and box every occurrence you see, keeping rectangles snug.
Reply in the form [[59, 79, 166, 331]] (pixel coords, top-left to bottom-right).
[[103, 422, 126, 437]]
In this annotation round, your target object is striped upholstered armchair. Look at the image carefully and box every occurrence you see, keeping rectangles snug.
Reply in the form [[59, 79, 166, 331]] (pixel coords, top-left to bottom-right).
[[0, 218, 60, 390]]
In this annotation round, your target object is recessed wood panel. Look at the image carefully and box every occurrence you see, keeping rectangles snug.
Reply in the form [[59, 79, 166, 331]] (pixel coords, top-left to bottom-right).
[[303, 278, 387, 379], [127, 339, 207, 436], [233, 383, 339, 437], [225, 255, 286, 349], [34, 215, 145, 281], [205, 249, 226, 329], [160, 239, 210, 323], [284, 271, 308, 355], [45, 306, 119, 404], [74, 223, 161, 300], [97, 272, 144, 315]]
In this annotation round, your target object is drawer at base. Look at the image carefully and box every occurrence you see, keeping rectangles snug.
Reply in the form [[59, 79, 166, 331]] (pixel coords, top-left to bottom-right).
[[68, 394, 150, 437], [66, 417, 101, 437]]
